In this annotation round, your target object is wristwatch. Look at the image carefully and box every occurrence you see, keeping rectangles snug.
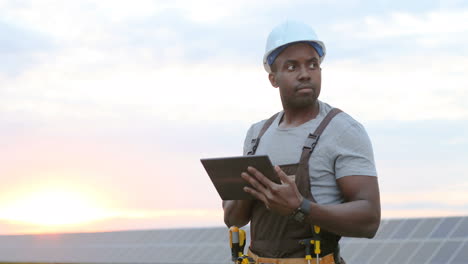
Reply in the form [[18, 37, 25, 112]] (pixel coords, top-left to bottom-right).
[[292, 198, 311, 223]]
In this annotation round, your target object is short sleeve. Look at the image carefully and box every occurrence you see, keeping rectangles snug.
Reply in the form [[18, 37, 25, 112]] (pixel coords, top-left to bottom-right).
[[243, 125, 255, 155], [334, 123, 377, 178]]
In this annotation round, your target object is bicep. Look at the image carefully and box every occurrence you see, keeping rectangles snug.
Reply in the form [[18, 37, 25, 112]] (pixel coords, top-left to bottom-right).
[[334, 175, 381, 237], [337, 175, 380, 205]]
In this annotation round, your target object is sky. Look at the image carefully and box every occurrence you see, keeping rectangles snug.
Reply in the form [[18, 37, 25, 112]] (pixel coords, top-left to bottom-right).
[[0, 0, 467, 235]]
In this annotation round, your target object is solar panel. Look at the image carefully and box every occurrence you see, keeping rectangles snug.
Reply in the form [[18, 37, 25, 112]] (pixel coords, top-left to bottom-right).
[[428, 241, 463, 264], [340, 242, 369, 260], [411, 218, 442, 239], [372, 219, 388, 237], [367, 242, 400, 263], [349, 242, 383, 264], [0, 216, 467, 264], [386, 241, 420, 264], [391, 218, 422, 239], [450, 241, 468, 264], [430, 217, 463, 238], [374, 219, 403, 239], [450, 217, 468, 238], [407, 241, 442, 263]]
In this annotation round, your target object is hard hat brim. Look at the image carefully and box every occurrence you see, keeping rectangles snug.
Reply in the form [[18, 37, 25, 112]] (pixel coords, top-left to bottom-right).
[[263, 40, 326, 73]]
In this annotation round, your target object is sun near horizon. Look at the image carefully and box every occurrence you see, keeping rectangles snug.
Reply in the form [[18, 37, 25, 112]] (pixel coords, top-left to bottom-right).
[[0, 186, 116, 231]]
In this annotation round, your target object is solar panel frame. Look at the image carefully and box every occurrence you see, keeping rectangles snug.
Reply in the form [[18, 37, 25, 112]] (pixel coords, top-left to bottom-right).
[[340, 241, 369, 261], [0, 216, 468, 264], [449, 217, 468, 238], [410, 217, 443, 239], [373, 219, 388, 238], [406, 240, 442, 264], [367, 241, 401, 264], [430, 217, 463, 238], [385, 240, 421, 264], [428, 240, 463, 264], [448, 240, 468, 264], [374, 219, 404, 239], [390, 218, 423, 239], [350, 241, 383, 264]]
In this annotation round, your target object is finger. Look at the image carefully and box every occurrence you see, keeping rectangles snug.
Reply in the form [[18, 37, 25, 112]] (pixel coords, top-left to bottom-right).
[[241, 172, 267, 193], [274, 166, 293, 184], [243, 186, 267, 203], [247, 166, 275, 188]]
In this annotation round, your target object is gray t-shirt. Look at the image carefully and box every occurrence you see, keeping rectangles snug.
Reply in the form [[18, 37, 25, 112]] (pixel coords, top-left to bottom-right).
[[243, 100, 377, 205]]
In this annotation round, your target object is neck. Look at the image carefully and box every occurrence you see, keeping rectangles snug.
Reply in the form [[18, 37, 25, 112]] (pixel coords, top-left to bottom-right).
[[279, 101, 320, 128]]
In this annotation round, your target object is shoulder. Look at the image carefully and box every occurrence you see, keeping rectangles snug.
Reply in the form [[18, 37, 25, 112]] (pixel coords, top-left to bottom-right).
[[246, 112, 282, 138], [319, 102, 372, 150], [320, 101, 366, 136], [319, 103, 377, 177], [243, 112, 281, 155]]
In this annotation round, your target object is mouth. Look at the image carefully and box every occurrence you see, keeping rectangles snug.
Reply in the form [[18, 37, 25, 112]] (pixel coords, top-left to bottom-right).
[[295, 85, 315, 93]]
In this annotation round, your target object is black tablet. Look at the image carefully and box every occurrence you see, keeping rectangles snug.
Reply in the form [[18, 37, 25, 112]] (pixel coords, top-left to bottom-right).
[[200, 155, 279, 200]]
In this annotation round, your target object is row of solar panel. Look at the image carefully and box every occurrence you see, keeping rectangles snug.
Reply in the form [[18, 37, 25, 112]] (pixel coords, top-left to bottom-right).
[[369, 216, 468, 240], [0, 244, 232, 263], [0, 216, 467, 263], [341, 240, 468, 264], [0, 227, 230, 246], [2, 216, 465, 247], [2, 240, 466, 264]]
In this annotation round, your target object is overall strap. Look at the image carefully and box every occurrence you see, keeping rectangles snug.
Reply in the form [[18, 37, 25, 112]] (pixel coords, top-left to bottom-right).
[[299, 108, 343, 164], [247, 113, 279, 155], [298, 108, 343, 259]]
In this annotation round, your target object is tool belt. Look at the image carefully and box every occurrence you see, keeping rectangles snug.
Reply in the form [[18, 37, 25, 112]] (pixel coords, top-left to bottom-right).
[[247, 249, 338, 264]]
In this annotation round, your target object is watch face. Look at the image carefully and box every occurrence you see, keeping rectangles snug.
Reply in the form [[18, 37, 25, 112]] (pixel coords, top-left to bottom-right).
[[294, 211, 305, 223]]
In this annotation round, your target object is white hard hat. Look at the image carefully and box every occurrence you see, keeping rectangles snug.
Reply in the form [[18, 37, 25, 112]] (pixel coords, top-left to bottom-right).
[[263, 20, 326, 73]]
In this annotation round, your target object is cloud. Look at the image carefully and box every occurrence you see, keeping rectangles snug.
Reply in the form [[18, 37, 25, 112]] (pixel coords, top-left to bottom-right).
[[0, 58, 280, 123], [332, 10, 468, 38], [367, 120, 468, 158], [382, 188, 468, 207], [332, 8, 468, 35], [2, 51, 467, 124], [381, 185, 468, 219], [325, 8, 468, 65], [364, 120, 468, 196], [2, 2, 467, 125], [0, 20, 54, 75], [322, 54, 468, 121]]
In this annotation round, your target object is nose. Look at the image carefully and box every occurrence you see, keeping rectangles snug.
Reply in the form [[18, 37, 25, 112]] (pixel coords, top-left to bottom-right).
[[297, 65, 311, 81]]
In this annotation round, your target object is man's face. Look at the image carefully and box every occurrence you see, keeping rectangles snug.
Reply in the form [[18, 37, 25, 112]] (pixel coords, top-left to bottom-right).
[[268, 43, 321, 110]]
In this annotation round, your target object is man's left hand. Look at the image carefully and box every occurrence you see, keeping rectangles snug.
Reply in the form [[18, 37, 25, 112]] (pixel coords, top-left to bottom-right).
[[242, 165, 303, 216]]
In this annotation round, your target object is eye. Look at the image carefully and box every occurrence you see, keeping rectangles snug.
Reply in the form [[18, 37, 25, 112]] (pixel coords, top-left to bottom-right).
[[287, 64, 295, 71], [309, 63, 318, 70]]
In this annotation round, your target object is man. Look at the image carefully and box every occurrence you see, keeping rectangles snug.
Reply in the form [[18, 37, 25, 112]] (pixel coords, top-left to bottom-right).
[[222, 20, 381, 264]]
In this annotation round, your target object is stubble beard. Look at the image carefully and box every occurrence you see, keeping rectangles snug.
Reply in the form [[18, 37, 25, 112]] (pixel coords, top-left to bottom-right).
[[282, 87, 319, 110]]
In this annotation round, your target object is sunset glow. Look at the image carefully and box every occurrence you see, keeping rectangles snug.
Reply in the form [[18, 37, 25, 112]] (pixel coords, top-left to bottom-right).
[[0, 189, 112, 226]]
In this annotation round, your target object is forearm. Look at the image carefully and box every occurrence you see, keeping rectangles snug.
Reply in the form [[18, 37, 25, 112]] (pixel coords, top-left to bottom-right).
[[307, 199, 381, 238], [222, 200, 254, 227]]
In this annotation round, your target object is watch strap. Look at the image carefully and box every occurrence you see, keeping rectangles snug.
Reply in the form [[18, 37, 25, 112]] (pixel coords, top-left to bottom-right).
[[299, 198, 311, 215], [291, 199, 311, 223]]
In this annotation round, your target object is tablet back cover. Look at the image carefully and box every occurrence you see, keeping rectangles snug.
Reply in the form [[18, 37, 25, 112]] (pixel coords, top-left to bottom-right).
[[200, 155, 277, 200]]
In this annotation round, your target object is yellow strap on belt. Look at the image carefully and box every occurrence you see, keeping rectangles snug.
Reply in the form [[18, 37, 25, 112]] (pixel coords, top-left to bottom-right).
[[313, 225, 321, 255]]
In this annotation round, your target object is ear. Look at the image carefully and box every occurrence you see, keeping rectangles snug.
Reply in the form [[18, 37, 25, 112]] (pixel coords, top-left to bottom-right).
[[268, 73, 279, 88]]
